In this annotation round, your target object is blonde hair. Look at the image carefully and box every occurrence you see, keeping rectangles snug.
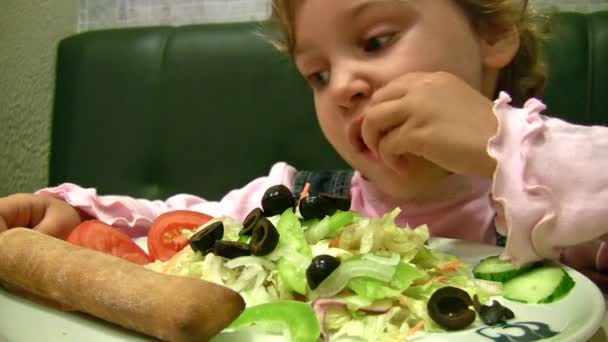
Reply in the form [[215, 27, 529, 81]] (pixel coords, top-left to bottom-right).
[[269, 0, 548, 106]]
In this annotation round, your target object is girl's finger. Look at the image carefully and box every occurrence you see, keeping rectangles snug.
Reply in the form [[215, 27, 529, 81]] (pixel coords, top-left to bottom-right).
[[34, 216, 73, 239], [370, 72, 425, 105], [370, 78, 408, 105], [377, 121, 416, 174], [361, 98, 410, 155], [0, 194, 38, 229], [0, 216, 7, 233], [34, 199, 81, 239]]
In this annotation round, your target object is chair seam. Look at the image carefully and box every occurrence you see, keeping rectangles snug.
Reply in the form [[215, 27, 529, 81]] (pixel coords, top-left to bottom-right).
[[586, 13, 595, 123]]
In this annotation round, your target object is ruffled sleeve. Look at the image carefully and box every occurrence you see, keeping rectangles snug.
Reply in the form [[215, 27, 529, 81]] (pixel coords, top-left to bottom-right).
[[35, 162, 297, 238], [489, 92, 608, 271]]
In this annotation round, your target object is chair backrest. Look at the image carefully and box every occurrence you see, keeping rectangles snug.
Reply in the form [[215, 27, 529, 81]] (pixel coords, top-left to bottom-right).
[[50, 12, 608, 200], [542, 11, 608, 125]]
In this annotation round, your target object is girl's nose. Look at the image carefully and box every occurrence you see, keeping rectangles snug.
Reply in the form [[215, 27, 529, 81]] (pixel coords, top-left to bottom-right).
[[331, 69, 371, 111]]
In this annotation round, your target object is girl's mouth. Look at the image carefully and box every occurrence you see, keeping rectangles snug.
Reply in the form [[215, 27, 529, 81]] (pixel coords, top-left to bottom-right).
[[348, 116, 378, 162], [347, 115, 409, 173]]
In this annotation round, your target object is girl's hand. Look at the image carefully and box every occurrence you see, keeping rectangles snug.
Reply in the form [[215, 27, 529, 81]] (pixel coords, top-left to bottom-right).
[[361, 71, 498, 177], [561, 242, 608, 293], [0, 194, 83, 239]]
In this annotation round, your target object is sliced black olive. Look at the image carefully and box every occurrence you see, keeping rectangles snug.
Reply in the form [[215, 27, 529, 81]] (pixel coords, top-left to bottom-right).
[[249, 218, 280, 256], [427, 286, 476, 330], [189, 221, 224, 254], [319, 193, 351, 211], [503, 306, 515, 319], [299, 196, 335, 220], [473, 295, 515, 325], [213, 240, 251, 259], [261, 185, 296, 217], [240, 207, 264, 236], [306, 254, 341, 290]]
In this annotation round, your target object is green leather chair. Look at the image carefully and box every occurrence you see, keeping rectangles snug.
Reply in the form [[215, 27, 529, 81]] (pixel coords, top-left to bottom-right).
[[542, 12, 608, 124], [49, 11, 608, 201]]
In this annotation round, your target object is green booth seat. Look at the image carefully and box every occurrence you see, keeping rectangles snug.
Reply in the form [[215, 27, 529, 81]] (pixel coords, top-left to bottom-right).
[[50, 12, 608, 200]]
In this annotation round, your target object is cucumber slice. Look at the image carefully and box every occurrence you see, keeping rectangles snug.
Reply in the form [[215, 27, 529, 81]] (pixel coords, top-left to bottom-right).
[[502, 266, 575, 304], [473, 256, 538, 283]]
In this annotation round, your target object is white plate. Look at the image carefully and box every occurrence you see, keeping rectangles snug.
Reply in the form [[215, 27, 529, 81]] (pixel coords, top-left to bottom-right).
[[0, 238, 604, 342]]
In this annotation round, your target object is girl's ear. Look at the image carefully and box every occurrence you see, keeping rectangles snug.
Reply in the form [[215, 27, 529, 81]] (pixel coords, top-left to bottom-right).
[[480, 26, 520, 69]]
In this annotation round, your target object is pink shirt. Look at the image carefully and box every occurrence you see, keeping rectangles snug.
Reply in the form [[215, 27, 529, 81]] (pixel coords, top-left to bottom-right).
[[489, 92, 608, 271], [37, 93, 608, 272]]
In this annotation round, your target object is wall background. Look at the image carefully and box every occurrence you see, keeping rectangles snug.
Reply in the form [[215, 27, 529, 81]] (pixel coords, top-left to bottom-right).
[[1, 0, 608, 196], [80, 0, 269, 30], [78, 0, 608, 31], [0, 0, 78, 197], [533, 0, 608, 12]]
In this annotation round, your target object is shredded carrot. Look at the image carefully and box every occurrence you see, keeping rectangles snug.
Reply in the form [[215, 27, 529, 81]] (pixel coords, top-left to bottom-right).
[[440, 260, 464, 272], [296, 182, 311, 208], [398, 296, 408, 307], [161, 246, 192, 272], [413, 277, 429, 286], [299, 182, 311, 201], [408, 320, 425, 337], [338, 288, 354, 296], [329, 237, 340, 248], [431, 275, 448, 283]]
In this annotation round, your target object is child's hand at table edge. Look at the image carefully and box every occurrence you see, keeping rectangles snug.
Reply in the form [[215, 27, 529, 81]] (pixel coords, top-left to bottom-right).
[[0, 193, 83, 239], [577, 269, 608, 294], [561, 243, 608, 293]]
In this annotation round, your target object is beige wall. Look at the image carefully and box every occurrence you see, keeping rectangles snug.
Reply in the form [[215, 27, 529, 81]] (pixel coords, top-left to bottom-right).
[[0, 0, 78, 196]]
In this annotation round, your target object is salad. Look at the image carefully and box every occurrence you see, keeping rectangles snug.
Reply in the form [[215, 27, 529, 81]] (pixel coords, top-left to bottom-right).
[[145, 184, 510, 342]]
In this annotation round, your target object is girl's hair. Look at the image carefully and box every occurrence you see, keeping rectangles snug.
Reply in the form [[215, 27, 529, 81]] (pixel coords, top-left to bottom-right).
[[269, 0, 548, 106]]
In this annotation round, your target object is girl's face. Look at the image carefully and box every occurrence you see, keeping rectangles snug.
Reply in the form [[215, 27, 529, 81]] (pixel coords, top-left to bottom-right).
[[293, 0, 503, 201]]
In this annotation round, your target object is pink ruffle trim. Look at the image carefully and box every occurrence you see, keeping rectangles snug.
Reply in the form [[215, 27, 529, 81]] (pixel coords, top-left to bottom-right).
[[36, 183, 157, 237], [488, 92, 555, 267]]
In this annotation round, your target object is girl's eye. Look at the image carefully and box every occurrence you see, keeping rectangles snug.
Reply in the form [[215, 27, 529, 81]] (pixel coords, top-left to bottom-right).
[[362, 33, 396, 53], [307, 70, 330, 88]]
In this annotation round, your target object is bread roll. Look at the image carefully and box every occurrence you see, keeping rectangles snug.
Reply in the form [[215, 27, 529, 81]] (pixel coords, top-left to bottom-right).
[[0, 228, 245, 341]]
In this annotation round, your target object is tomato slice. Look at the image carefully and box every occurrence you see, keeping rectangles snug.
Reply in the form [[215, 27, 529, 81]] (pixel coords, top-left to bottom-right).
[[67, 220, 152, 265], [148, 210, 214, 261]]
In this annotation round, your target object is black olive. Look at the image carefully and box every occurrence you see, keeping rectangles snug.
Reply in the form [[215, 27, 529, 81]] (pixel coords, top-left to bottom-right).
[[240, 207, 264, 236], [213, 240, 252, 259], [299, 196, 335, 220], [261, 185, 296, 217], [472, 295, 515, 325], [189, 221, 224, 254], [427, 286, 476, 330], [306, 254, 341, 290], [319, 193, 351, 211], [249, 218, 280, 256]]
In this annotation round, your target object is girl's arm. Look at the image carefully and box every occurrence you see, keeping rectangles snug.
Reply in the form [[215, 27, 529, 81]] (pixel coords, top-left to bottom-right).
[[489, 92, 608, 275], [36, 162, 297, 238]]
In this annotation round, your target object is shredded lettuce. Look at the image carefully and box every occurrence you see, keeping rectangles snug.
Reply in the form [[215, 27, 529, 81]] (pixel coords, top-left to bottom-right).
[[312, 255, 398, 298], [146, 207, 502, 341], [304, 210, 358, 244], [346, 261, 426, 301], [270, 209, 313, 295]]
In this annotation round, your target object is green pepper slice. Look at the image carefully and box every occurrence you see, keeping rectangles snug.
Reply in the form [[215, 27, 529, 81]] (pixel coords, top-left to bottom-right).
[[228, 300, 321, 342]]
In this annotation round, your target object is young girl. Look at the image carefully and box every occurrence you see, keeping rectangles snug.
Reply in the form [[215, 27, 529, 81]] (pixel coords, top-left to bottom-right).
[[1, 0, 607, 288]]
